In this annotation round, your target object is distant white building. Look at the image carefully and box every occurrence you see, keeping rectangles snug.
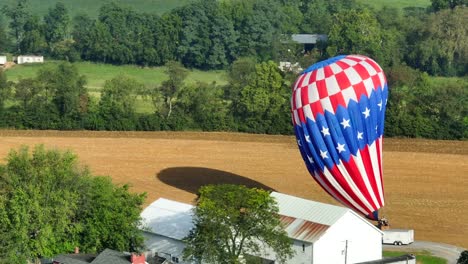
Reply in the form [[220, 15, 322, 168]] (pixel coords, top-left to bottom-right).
[[141, 192, 383, 264], [0, 56, 6, 65], [17, 55, 44, 64]]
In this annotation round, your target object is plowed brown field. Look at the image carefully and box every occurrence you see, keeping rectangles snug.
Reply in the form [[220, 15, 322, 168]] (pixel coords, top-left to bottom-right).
[[0, 130, 467, 248]]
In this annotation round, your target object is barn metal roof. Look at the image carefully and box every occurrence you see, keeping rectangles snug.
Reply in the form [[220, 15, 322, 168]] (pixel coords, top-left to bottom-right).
[[142, 193, 356, 244], [271, 192, 348, 226], [140, 198, 194, 240], [280, 215, 330, 243], [291, 34, 328, 44]]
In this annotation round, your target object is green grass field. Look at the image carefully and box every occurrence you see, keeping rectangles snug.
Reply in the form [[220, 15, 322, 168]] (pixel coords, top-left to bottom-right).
[[383, 251, 447, 264], [5, 61, 227, 92], [2, 0, 430, 19], [2, 0, 192, 17], [357, 0, 431, 10], [4, 61, 227, 114]]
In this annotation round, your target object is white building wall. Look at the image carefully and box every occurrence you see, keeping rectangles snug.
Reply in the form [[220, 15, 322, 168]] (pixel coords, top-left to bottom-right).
[[0, 56, 6, 65], [289, 240, 313, 264], [253, 239, 313, 264], [17, 56, 44, 64], [313, 212, 382, 264], [143, 232, 195, 264]]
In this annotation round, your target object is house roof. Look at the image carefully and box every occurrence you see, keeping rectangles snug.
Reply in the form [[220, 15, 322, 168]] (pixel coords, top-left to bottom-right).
[[142, 193, 353, 243], [271, 192, 348, 226], [279, 215, 330, 243], [90, 249, 132, 264], [52, 254, 95, 264], [291, 34, 327, 44], [52, 249, 135, 264], [140, 198, 194, 240], [142, 192, 381, 244]]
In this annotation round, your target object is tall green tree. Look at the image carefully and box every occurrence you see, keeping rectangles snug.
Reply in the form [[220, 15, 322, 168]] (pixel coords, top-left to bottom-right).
[[0, 16, 10, 51], [158, 61, 189, 118], [431, 0, 467, 11], [0, 145, 146, 263], [19, 15, 47, 54], [178, 82, 232, 131], [96, 75, 141, 130], [44, 2, 70, 53], [0, 69, 11, 112], [2, 0, 30, 53], [236, 61, 290, 134], [326, 8, 383, 59], [407, 6, 468, 76], [36, 62, 88, 129], [183, 184, 294, 264], [174, 0, 238, 69]]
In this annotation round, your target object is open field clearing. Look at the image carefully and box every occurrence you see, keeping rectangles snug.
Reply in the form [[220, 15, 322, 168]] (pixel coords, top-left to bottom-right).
[[5, 61, 228, 89], [0, 130, 466, 248], [1, 0, 192, 17], [356, 0, 430, 9]]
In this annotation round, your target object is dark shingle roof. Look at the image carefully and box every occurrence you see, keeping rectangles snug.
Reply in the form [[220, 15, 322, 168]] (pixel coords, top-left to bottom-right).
[[52, 254, 97, 264], [90, 249, 131, 264]]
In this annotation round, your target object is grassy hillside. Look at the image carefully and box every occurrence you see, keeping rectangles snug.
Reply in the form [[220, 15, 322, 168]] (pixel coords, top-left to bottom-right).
[[5, 61, 227, 113], [357, 0, 431, 10], [2, 0, 430, 19], [1, 0, 193, 17], [5, 61, 227, 91]]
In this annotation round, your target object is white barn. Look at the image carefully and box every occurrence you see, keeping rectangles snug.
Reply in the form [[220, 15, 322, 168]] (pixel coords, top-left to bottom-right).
[[141, 192, 383, 264], [0, 56, 6, 65], [17, 55, 44, 64]]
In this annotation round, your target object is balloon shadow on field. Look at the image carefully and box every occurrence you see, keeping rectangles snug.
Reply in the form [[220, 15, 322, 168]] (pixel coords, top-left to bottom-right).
[[156, 167, 276, 195]]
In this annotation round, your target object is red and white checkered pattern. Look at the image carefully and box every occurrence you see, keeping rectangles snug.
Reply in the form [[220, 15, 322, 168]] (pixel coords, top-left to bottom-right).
[[292, 55, 386, 126]]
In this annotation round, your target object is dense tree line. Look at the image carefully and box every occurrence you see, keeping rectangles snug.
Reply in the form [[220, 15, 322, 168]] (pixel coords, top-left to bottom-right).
[[0, 145, 146, 263], [0, 0, 466, 139], [1, 0, 466, 75]]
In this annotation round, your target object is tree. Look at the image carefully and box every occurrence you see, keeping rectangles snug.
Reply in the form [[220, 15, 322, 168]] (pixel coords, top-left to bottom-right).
[[158, 61, 189, 118], [174, 0, 238, 69], [458, 250, 468, 264], [236, 61, 291, 134], [431, 0, 467, 11], [44, 2, 70, 53], [0, 145, 146, 263], [0, 16, 11, 51], [36, 62, 88, 129], [406, 6, 468, 76], [183, 184, 294, 264], [2, 0, 30, 53], [326, 8, 383, 59], [96, 75, 141, 130], [178, 81, 232, 131], [20, 15, 47, 54], [0, 69, 11, 112]]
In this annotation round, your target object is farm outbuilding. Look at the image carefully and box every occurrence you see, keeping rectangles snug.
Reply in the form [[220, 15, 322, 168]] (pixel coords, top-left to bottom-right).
[[17, 55, 44, 64], [141, 192, 383, 264]]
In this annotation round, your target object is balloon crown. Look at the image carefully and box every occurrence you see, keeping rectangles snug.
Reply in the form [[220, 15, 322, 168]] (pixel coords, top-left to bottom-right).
[[302, 55, 347, 74]]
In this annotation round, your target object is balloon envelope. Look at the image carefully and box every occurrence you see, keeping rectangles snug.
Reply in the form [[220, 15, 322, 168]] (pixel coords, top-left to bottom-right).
[[291, 55, 388, 220]]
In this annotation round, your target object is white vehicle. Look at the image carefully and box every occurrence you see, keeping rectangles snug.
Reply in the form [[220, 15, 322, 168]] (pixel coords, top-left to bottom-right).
[[382, 229, 414, 245]]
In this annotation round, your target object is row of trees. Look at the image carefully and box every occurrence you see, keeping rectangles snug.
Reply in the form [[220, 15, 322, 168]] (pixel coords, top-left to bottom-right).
[[1, 0, 467, 76], [0, 145, 146, 263], [1, 59, 466, 139]]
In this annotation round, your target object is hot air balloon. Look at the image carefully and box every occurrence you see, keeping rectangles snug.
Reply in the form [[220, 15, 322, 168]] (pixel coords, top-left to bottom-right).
[[291, 55, 388, 220]]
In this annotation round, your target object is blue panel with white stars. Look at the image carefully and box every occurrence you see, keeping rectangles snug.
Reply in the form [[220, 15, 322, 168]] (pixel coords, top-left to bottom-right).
[[295, 85, 388, 173]]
